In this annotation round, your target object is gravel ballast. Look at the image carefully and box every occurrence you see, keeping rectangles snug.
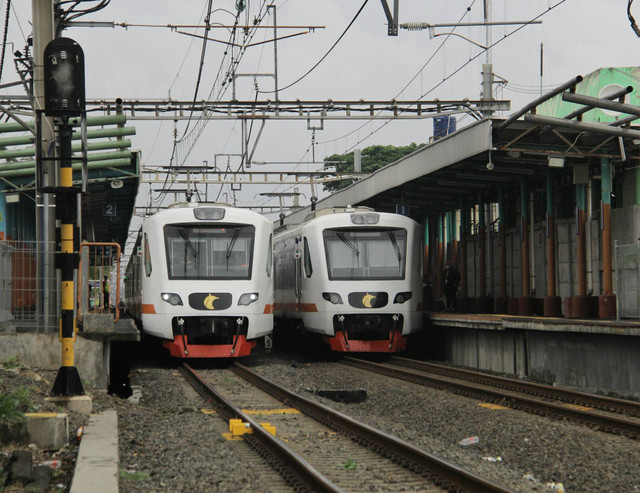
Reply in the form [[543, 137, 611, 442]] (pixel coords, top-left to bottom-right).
[[2, 343, 639, 492]]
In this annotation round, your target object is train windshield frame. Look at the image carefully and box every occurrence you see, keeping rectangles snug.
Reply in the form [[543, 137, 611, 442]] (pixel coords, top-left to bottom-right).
[[323, 227, 407, 280], [164, 223, 255, 280]]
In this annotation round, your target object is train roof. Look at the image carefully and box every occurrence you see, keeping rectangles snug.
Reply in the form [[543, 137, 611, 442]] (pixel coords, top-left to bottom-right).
[[275, 207, 418, 236], [145, 202, 272, 225]]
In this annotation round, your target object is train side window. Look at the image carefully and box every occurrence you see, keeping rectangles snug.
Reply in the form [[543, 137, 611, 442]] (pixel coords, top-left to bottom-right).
[[266, 234, 273, 277], [144, 233, 152, 277], [303, 237, 312, 278]]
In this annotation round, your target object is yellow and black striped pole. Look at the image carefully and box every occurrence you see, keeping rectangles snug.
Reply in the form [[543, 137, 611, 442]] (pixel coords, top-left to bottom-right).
[[50, 121, 84, 396]]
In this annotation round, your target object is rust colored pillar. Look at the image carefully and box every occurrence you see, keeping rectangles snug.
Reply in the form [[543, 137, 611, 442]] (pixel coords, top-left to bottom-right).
[[495, 186, 508, 314], [544, 172, 561, 317], [476, 194, 492, 313], [452, 210, 459, 268], [436, 213, 444, 310], [458, 201, 469, 312], [519, 178, 535, 315], [567, 184, 590, 318], [599, 157, 616, 318]]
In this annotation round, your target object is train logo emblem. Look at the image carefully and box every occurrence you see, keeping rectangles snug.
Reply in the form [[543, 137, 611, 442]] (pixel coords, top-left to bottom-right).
[[203, 294, 220, 310], [362, 293, 376, 308]]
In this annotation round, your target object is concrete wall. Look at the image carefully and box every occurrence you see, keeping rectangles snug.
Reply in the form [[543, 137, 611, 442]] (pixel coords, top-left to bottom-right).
[[425, 325, 640, 398], [0, 333, 108, 388]]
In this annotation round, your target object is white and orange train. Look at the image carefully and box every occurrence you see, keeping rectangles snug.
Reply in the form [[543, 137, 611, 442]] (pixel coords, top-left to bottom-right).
[[125, 203, 274, 358], [274, 207, 423, 352]]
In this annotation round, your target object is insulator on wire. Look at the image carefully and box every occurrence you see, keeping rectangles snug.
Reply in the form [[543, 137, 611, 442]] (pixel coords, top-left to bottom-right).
[[401, 22, 429, 31]]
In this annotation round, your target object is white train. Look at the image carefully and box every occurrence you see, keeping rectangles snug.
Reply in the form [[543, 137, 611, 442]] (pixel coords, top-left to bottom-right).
[[274, 207, 423, 352], [125, 203, 274, 358]]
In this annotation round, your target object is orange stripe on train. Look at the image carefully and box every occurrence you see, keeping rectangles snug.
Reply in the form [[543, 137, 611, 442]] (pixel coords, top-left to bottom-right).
[[274, 302, 317, 312], [141, 304, 156, 314]]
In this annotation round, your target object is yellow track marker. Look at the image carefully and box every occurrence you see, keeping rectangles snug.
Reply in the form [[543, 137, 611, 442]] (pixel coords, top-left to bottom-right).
[[479, 403, 508, 410]]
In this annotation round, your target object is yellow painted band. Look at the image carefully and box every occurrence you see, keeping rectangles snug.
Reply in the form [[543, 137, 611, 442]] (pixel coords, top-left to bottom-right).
[[61, 337, 74, 366], [61, 224, 74, 252], [60, 167, 72, 187], [62, 282, 74, 310]]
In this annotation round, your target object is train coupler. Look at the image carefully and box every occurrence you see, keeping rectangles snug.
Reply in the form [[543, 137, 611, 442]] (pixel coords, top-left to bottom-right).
[[388, 314, 399, 349]]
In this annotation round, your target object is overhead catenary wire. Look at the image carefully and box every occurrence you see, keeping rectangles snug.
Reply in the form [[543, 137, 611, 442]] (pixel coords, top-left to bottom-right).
[[326, 0, 570, 156], [258, 0, 369, 95], [315, 0, 479, 148], [0, 0, 11, 83]]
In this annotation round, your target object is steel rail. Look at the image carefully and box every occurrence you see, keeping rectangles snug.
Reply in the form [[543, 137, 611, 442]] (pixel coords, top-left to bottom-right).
[[341, 358, 640, 439], [389, 357, 640, 418], [179, 363, 344, 493], [232, 362, 514, 493]]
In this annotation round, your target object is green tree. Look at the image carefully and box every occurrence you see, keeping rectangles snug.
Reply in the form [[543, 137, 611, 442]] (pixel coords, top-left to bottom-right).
[[323, 143, 424, 192]]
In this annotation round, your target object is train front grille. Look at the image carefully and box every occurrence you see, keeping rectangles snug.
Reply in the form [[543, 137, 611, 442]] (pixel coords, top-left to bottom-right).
[[171, 316, 249, 345], [333, 314, 403, 340]]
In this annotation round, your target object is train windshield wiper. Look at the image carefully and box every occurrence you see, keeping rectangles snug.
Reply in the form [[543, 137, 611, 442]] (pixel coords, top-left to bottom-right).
[[226, 228, 241, 260], [178, 227, 198, 258], [336, 231, 359, 257], [388, 231, 402, 263]]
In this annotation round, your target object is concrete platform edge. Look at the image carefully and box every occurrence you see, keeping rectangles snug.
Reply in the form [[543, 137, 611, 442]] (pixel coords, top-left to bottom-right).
[[70, 410, 119, 493]]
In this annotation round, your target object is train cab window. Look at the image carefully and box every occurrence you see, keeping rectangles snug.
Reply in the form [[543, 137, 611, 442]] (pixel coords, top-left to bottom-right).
[[323, 228, 407, 280], [164, 224, 255, 280], [266, 234, 273, 277], [303, 237, 313, 278], [143, 233, 152, 277]]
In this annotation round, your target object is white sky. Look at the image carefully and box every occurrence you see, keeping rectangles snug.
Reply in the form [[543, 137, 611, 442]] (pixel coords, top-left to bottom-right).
[[4, 0, 640, 228]]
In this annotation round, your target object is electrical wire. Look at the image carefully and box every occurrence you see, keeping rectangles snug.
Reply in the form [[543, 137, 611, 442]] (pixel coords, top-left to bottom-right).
[[315, 0, 478, 148], [629, 0, 640, 36], [0, 0, 11, 83], [325, 0, 569, 155], [258, 0, 369, 94]]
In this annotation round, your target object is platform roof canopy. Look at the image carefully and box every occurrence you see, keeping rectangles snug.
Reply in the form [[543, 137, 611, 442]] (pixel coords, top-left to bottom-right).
[[283, 68, 640, 224]]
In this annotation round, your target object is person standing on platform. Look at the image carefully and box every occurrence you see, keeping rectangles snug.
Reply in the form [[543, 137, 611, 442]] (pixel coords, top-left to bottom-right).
[[443, 260, 460, 312], [103, 275, 110, 310]]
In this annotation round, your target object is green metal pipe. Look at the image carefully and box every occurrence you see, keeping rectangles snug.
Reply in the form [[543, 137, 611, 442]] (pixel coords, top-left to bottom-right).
[[0, 139, 132, 159], [0, 114, 127, 134], [520, 178, 528, 221], [0, 157, 133, 178], [0, 126, 135, 147], [0, 150, 133, 171], [73, 126, 136, 140]]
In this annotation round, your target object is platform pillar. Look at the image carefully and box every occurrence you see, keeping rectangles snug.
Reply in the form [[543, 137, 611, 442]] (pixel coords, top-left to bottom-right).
[[599, 157, 616, 318], [544, 172, 561, 317], [436, 213, 444, 310], [458, 200, 469, 312], [476, 193, 492, 313], [495, 186, 508, 314], [519, 179, 534, 315]]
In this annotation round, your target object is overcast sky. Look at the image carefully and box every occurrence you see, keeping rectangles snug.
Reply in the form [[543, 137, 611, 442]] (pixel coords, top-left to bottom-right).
[[5, 1, 640, 221]]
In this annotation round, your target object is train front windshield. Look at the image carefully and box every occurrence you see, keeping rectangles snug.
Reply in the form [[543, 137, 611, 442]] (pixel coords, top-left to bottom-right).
[[164, 224, 255, 280], [323, 228, 407, 280]]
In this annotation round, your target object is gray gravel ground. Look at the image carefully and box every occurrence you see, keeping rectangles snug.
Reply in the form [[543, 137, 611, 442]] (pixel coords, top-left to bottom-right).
[[242, 346, 640, 493], [4, 337, 639, 493]]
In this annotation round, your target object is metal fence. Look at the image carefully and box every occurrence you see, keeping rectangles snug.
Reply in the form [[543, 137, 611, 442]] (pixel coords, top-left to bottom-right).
[[615, 241, 640, 319], [0, 240, 59, 331]]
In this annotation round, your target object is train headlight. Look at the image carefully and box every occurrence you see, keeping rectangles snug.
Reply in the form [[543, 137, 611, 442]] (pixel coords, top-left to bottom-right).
[[238, 293, 259, 306], [350, 213, 379, 225], [322, 292, 343, 305], [393, 292, 412, 304], [194, 207, 225, 220], [161, 293, 183, 306]]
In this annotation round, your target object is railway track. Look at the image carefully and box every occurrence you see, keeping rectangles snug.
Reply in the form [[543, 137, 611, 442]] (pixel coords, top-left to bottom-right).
[[341, 356, 640, 439], [180, 362, 514, 493]]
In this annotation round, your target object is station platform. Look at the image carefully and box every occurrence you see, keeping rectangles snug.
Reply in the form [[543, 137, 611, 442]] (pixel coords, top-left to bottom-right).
[[0, 315, 139, 388], [421, 310, 640, 399]]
